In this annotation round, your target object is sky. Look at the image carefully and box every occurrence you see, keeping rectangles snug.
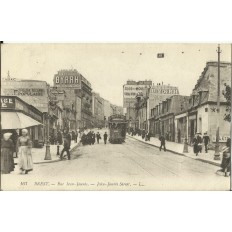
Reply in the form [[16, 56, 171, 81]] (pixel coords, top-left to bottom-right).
[[1, 43, 231, 106]]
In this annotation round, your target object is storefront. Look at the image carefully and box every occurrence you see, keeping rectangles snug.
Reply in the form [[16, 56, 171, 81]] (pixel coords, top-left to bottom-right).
[[1, 96, 44, 147], [175, 112, 188, 143], [188, 111, 197, 144]]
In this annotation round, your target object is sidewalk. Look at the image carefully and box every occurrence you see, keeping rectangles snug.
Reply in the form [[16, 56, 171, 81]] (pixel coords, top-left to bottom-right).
[[14, 138, 81, 164], [127, 134, 222, 167]]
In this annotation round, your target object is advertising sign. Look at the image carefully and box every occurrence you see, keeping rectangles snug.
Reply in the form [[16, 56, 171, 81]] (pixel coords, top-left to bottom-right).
[[123, 85, 150, 99], [1, 97, 15, 109]]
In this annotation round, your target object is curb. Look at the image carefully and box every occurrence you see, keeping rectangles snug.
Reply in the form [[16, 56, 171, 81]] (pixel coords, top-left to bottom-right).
[[14, 142, 81, 165], [127, 135, 221, 167]]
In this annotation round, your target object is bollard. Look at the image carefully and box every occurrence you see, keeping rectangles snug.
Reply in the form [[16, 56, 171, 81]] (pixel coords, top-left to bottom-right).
[[183, 137, 189, 153]]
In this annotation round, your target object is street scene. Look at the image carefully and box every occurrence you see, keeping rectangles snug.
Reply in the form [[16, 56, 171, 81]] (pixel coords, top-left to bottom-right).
[[0, 43, 231, 190]]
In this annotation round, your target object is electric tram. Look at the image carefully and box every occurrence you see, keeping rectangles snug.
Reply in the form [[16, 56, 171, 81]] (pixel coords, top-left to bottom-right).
[[108, 114, 127, 143]]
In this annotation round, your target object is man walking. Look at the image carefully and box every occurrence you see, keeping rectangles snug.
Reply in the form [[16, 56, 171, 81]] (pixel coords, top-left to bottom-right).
[[159, 134, 166, 151], [104, 132, 108, 145], [60, 129, 71, 160], [203, 132, 210, 153], [96, 132, 101, 144]]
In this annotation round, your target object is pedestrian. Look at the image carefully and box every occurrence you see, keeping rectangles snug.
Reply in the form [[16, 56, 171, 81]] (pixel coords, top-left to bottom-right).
[[75, 130, 78, 143], [165, 131, 169, 141], [11, 129, 19, 158], [218, 138, 231, 177], [1, 132, 15, 174], [81, 133, 87, 145], [197, 133, 203, 153], [57, 130, 63, 145], [192, 134, 199, 156], [147, 131, 150, 141], [203, 132, 210, 153], [60, 130, 71, 160], [71, 131, 76, 141], [91, 131, 96, 145], [142, 129, 145, 139], [96, 132, 101, 144], [87, 131, 92, 145], [177, 129, 181, 143], [17, 129, 33, 174], [159, 134, 166, 151], [104, 132, 108, 145]]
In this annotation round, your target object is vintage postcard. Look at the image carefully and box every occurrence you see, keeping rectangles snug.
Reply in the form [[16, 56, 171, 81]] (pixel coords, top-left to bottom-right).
[[0, 43, 231, 191]]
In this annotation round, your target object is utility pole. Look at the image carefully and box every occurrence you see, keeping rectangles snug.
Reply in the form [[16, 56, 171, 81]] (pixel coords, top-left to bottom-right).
[[45, 99, 52, 160], [214, 44, 222, 160]]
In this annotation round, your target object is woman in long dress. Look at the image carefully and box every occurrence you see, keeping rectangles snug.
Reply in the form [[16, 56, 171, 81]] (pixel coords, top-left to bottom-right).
[[17, 129, 33, 174], [1, 132, 15, 174], [192, 134, 199, 156]]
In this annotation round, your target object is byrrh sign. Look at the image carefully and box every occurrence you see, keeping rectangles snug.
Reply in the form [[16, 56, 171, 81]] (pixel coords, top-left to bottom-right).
[[54, 70, 81, 88]]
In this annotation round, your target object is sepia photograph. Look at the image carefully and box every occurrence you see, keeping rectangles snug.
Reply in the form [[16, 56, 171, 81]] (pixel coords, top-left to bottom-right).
[[0, 43, 231, 191]]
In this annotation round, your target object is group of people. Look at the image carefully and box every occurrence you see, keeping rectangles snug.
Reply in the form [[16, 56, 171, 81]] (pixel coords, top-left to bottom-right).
[[53, 130, 78, 145], [192, 132, 210, 156], [81, 131, 108, 145], [1, 129, 33, 175]]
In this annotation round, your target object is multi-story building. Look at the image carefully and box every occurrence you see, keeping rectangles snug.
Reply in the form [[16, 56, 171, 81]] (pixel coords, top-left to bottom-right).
[[1, 76, 58, 144], [175, 61, 231, 145], [135, 83, 179, 132], [103, 99, 111, 127], [92, 92, 104, 128], [150, 95, 190, 141], [53, 69, 92, 130], [123, 80, 152, 129]]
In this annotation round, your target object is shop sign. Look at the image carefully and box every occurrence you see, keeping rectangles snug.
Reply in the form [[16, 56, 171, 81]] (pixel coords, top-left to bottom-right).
[[212, 135, 230, 142], [1, 97, 15, 109]]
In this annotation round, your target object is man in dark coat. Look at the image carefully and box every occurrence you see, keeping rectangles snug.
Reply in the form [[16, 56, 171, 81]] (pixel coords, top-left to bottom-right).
[[142, 130, 145, 139], [159, 134, 166, 151], [203, 132, 210, 153], [87, 131, 92, 145], [104, 132, 108, 145], [60, 130, 71, 160], [197, 133, 203, 153], [193, 134, 199, 156], [57, 130, 63, 145], [91, 131, 96, 145], [96, 132, 101, 144]]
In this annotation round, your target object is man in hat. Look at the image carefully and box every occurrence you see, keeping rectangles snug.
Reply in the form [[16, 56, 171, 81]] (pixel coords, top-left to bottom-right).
[[203, 132, 210, 153]]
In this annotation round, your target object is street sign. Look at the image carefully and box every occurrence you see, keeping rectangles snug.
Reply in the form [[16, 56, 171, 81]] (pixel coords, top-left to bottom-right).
[[157, 53, 164, 58]]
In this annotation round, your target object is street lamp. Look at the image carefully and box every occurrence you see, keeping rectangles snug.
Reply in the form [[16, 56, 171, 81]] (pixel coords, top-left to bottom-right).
[[214, 44, 222, 160]]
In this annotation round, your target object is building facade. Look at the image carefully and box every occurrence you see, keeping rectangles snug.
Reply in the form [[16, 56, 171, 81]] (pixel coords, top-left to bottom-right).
[[92, 92, 104, 128], [1, 78, 58, 143], [1, 96, 44, 147], [53, 69, 93, 130], [150, 95, 190, 141], [175, 61, 231, 145], [123, 80, 152, 129]]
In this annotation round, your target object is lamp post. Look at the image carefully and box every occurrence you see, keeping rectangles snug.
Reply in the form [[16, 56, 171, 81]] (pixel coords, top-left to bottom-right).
[[214, 44, 222, 160]]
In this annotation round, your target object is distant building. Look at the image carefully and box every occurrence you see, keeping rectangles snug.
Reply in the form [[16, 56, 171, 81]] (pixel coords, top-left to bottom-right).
[[92, 92, 104, 128], [103, 99, 111, 127], [123, 80, 152, 129]]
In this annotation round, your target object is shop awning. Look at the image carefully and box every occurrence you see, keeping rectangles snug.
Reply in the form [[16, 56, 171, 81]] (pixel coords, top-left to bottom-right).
[[1, 112, 42, 130]]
